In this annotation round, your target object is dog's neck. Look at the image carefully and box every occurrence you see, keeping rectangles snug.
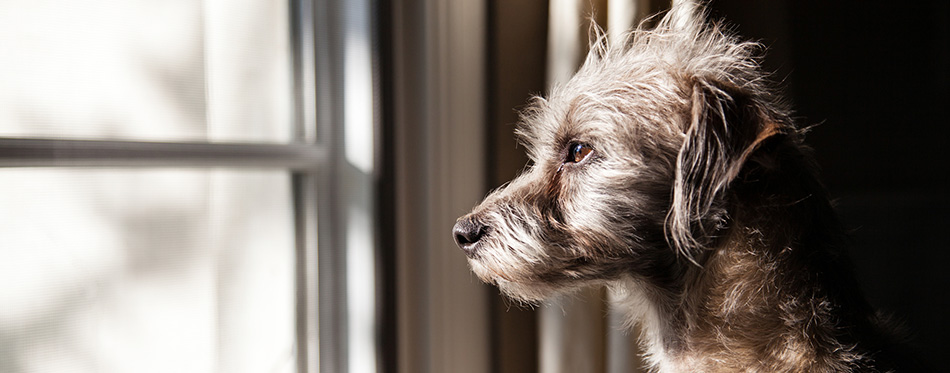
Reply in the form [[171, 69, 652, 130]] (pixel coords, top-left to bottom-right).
[[616, 161, 882, 372]]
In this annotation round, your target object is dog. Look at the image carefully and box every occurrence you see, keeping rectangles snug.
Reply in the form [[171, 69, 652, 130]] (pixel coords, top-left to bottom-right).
[[452, 3, 911, 372]]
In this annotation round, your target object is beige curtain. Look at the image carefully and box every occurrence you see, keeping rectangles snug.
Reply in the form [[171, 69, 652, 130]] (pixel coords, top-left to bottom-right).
[[540, 1, 667, 372]]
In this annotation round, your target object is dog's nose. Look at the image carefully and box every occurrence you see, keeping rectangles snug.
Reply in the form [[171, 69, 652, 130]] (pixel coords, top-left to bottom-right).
[[453, 216, 488, 255]]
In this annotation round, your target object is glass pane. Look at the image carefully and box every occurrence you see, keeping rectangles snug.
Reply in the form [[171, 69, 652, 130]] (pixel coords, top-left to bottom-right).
[[0, 0, 293, 143], [0, 169, 296, 373]]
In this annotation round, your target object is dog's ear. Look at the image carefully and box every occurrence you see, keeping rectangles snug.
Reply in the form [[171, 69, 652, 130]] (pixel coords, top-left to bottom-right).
[[667, 79, 783, 261]]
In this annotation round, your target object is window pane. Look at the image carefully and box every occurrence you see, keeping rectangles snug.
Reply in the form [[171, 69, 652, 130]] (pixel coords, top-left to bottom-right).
[[0, 169, 296, 372], [0, 0, 293, 143]]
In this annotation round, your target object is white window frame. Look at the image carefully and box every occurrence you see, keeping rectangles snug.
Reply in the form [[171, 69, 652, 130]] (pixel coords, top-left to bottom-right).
[[0, 0, 381, 371]]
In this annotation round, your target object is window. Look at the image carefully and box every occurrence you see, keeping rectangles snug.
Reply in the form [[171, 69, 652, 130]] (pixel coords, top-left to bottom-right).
[[0, 1, 376, 372]]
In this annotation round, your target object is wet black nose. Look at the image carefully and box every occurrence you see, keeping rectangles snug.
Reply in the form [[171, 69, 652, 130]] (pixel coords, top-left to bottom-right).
[[453, 216, 488, 255]]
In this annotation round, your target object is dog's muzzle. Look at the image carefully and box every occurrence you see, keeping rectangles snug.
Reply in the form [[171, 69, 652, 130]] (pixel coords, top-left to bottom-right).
[[453, 215, 489, 257]]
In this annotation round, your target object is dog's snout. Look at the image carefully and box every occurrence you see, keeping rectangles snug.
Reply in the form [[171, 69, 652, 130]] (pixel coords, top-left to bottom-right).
[[453, 216, 488, 256]]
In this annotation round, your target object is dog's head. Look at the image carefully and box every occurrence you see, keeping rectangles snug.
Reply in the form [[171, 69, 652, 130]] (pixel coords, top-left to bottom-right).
[[453, 3, 791, 303]]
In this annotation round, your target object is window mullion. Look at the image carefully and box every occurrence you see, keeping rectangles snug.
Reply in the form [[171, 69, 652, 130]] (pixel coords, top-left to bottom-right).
[[0, 138, 325, 169]]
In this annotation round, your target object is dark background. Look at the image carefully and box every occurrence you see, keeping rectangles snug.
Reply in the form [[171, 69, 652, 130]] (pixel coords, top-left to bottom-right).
[[485, 0, 950, 370], [710, 0, 950, 368]]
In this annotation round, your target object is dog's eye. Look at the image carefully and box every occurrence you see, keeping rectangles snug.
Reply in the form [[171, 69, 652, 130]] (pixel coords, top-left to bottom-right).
[[568, 143, 593, 163]]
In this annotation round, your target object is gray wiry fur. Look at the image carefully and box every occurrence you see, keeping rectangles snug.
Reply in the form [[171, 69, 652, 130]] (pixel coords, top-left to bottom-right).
[[454, 3, 906, 372]]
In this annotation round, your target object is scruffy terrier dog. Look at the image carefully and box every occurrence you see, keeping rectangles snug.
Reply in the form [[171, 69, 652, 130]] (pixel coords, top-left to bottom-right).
[[453, 3, 910, 372]]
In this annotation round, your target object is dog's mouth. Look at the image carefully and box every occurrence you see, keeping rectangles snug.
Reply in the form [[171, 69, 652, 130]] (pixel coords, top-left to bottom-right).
[[465, 250, 513, 283], [467, 242, 589, 281]]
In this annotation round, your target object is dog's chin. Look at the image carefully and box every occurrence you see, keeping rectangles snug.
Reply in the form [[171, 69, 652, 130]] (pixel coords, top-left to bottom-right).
[[467, 254, 599, 304], [495, 280, 557, 304], [495, 276, 609, 305], [466, 257, 550, 303]]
